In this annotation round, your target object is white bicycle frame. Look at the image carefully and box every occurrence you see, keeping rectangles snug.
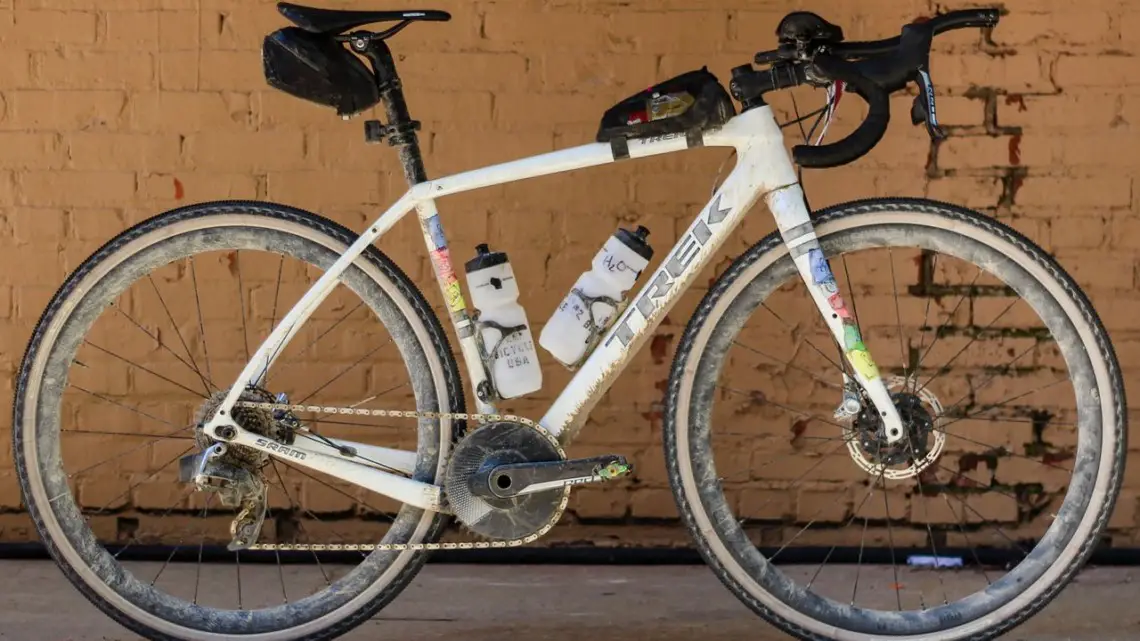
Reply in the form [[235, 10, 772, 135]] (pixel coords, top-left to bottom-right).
[[200, 104, 907, 512]]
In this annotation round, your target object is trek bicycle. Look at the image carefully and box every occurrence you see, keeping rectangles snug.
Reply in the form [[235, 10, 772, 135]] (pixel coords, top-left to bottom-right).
[[13, 3, 1126, 641]]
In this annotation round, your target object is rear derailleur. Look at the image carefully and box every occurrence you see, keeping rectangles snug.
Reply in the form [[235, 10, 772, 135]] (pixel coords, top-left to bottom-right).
[[179, 443, 268, 551]]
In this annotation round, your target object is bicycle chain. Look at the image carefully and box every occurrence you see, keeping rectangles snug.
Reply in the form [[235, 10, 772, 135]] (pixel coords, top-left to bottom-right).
[[230, 401, 569, 553]]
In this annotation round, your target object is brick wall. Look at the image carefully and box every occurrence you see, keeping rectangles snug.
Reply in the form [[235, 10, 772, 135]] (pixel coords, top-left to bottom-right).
[[1, 0, 1139, 551]]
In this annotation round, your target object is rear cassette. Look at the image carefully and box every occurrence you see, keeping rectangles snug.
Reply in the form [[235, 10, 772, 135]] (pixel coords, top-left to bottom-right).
[[444, 420, 569, 541]]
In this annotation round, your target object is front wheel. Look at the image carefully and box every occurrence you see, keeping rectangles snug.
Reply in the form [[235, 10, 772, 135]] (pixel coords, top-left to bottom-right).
[[665, 198, 1125, 640]]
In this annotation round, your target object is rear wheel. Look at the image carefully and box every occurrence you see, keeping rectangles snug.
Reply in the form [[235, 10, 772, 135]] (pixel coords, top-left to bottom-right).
[[665, 198, 1125, 640], [13, 201, 465, 640]]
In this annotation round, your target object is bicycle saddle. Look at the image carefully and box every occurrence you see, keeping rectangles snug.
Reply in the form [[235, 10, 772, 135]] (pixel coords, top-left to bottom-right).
[[277, 2, 451, 35], [776, 11, 844, 44]]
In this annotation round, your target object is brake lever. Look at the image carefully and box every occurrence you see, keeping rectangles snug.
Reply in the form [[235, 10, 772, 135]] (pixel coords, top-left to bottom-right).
[[911, 64, 945, 140]]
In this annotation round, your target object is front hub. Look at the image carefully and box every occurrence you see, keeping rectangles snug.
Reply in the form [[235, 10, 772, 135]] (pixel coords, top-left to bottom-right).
[[844, 376, 946, 480]]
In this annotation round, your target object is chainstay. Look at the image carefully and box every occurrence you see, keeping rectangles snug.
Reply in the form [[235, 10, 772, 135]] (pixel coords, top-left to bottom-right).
[[231, 401, 569, 553]]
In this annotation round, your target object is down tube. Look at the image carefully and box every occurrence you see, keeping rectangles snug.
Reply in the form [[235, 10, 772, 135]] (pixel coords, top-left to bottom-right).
[[539, 149, 793, 444]]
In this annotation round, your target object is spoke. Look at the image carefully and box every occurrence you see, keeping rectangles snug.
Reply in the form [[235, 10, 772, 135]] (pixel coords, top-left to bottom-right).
[[309, 383, 407, 423], [917, 295, 1019, 395], [941, 489, 1030, 556], [193, 493, 214, 605], [909, 440, 950, 606], [89, 444, 195, 514], [840, 254, 862, 325], [235, 549, 243, 611], [113, 485, 196, 560], [66, 428, 194, 440], [937, 378, 1069, 435], [151, 542, 183, 587], [288, 300, 365, 361], [914, 268, 981, 371], [264, 255, 286, 389], [70, 384, 180, 428], [83, 340, 207, 399], [929, 462, 1025, 504], [806, 485, 878, 590], [742, 434, 859, 520], [719, 385, 852, 431], [234, 251, 251, 363], [67, 414, 193, 479], [270, 460, 343, 575], [297, 340, 392, 406], [888, 248, 909, 384], [190, 256, 214, 388], [851, 506, 871, 606], [148, 274, 211, 396], [732, 340, 842, 390], [880, 464, 902, 611], [110, 302, 218, 390], [768, 483, 854, 562], [943, 414, 1076, 428], [941, 492, 992, 584], [279, 459, 396, 521], [760, 302, 846, 373], [936, 340, 1041, 421], [265, 477, 370, 560], [938, 428, 1072, 472], [911, 253, 939, 392]]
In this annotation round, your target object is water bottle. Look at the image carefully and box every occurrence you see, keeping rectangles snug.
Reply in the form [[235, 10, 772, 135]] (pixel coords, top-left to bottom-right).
[[539, 226, 653, 368], [464, 244, 542, 400]]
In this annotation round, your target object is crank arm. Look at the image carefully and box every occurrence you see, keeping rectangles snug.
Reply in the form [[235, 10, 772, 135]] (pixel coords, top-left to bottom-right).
[[472, 455, 632, 499]]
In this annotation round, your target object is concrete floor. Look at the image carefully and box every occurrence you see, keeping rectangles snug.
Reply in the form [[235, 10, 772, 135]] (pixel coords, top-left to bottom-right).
[[0, 561, 1136, 640]]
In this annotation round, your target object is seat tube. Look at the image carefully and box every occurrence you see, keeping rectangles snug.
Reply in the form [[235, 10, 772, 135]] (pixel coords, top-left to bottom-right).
[[361, 39, 497, 414]]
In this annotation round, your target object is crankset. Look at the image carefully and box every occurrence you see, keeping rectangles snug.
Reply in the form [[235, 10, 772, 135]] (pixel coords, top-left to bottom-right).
[[443, 420, 631, 541], [471, 455, 632, 499]]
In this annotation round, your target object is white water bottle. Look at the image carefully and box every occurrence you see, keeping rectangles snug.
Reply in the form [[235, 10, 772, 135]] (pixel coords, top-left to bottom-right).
[[539, 226, 654, 368], [464, 244, 542, 399]]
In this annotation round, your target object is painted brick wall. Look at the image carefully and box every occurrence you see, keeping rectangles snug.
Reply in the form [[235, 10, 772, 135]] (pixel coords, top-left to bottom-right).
[[0, 0, 1138, 550]]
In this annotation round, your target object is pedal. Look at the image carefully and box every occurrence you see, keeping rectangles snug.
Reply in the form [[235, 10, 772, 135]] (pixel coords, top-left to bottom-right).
[[471, 455, 632, 500]]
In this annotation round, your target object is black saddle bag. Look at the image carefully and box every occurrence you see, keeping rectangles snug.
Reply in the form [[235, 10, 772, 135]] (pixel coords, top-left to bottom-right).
[[262, 26, 382, 117], [596, 67, 736, 143]]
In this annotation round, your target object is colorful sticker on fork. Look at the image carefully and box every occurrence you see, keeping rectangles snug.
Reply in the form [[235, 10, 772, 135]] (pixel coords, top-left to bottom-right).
[[807, 248, 833, 286], [847, 347, 880, 381], [827, 292, 851, 318], [842, 320, 865, 351], [808, 247, 880, 379]]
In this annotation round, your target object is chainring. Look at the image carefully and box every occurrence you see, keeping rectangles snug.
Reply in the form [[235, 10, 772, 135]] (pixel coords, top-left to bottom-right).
[[444, 420, 570, 541]]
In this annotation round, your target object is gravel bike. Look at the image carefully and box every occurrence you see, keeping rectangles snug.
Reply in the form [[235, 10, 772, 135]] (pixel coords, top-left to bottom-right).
[[13, 4, 1126, 640]]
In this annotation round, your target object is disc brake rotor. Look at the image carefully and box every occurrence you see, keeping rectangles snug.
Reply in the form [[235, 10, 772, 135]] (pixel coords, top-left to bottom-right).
[[444, 421, 569, 541], [845, 375, 947, 480]]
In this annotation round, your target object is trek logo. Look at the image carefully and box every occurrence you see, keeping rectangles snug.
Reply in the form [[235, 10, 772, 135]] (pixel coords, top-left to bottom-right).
[[255, 438, 307, 461], [608, 195, 733, 347]]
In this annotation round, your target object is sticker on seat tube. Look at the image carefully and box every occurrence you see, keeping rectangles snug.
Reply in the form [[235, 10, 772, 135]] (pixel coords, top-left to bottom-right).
[[806, 248, 879, 381], [422, 214, 466, 314]]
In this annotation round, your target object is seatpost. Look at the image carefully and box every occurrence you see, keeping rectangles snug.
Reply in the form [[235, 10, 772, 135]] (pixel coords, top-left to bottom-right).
[[358, 38, 428, 186]]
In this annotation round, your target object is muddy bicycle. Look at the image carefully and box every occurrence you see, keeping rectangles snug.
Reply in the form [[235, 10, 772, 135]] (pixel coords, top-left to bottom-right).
[[13, 4, 1126, 640]]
